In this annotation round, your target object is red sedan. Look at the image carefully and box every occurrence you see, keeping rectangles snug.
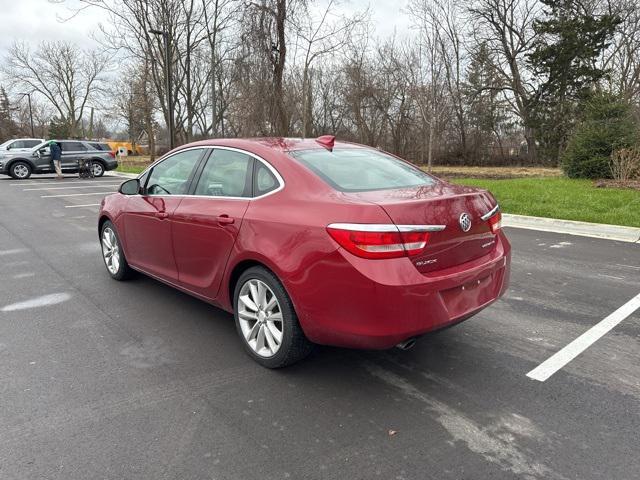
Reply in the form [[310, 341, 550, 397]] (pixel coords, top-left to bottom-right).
[[99, 136, 510, 367]]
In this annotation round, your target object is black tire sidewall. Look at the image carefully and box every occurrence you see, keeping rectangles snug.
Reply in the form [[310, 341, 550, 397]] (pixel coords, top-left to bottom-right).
[[100, 221, 130, 280], [233, 267, 301, 368]]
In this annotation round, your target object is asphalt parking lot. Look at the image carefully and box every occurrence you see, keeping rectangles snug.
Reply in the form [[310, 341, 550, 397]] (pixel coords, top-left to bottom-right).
[[0, 174, 638, 480]]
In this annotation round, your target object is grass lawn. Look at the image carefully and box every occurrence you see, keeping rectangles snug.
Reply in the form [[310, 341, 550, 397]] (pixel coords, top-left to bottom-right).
[[116, 156, 152, 175], [452, 177, 640, 228]]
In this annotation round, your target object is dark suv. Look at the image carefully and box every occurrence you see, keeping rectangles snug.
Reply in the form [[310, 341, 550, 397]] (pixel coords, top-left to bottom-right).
[[0, 140, 118, 179]]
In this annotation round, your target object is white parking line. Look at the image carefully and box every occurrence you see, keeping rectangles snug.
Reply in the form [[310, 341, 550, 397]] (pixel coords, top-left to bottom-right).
[[23, 184, 120, 191], [11, 179, 122, 186], [527, 292, 640, 382], [41, 192, 112, 198], [64, 204, 101, 208]]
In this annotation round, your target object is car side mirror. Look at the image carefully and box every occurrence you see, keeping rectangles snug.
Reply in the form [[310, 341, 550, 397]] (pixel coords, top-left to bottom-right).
[[119, 179, 140, 195]]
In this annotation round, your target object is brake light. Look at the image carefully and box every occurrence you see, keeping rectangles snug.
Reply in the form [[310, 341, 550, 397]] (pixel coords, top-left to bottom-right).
[[108, 151, 116, 158], [326, 224, 432, 259], [488, 212, 502, 234]]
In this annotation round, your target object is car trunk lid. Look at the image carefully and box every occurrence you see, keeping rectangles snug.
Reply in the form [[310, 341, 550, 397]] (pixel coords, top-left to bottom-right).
[[344, 181, 499, 273]]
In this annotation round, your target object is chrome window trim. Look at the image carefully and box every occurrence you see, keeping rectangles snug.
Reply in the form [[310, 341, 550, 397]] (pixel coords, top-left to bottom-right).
[[327, 223, 446, 232], [480, 204, 500, 221], [137, 145, 284, 200]]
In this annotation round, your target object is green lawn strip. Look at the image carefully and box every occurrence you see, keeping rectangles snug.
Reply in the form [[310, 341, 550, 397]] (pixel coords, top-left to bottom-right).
[[451, 177, 640, 228], [116, 164, 146, 174]]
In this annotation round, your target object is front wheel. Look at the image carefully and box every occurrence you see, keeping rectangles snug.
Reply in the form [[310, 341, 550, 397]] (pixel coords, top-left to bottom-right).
[[100, 221, 133, 280], [234, 266, 313, 368], [92, 161, 105, 177], [9, 161, 32, 179]]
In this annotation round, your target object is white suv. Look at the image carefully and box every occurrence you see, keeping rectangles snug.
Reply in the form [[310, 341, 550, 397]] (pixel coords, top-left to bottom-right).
[[0, 138, 45, 152]]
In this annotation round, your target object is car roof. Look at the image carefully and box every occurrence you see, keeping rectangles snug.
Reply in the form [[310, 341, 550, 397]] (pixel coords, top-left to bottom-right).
[[183, 137, 367, 154]]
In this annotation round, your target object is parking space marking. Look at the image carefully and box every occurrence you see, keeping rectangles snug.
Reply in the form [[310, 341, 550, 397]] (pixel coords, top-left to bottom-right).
[[0, 248, 28, 256], [11, 180, 122, 186], [1, 292, 72, 312], [23, 184, 120, 191], [41, 192, 113, 198], [527, 292, 640, 382], [64, 204, 101, 208]]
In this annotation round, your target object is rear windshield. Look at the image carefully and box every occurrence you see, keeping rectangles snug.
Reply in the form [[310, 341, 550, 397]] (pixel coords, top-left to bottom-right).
[[290, 148, 435, 192]]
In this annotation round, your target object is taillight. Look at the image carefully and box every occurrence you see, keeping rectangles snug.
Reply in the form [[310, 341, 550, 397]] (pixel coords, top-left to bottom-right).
[[108, 151, 116, 158], [488, 212, 502, 234], [326, 224, 439, 259]]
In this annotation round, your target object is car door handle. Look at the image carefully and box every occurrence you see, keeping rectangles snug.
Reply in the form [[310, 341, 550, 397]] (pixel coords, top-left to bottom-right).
[[217, 215, 234, 225], [155, 212, 169, 219]]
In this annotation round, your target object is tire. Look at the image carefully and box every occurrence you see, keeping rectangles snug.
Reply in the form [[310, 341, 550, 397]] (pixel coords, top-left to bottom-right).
[[100, 221, 133, 280], [92, 161, 105, 177], [233, 266, 314, 368], [9, 161, 32, 180]]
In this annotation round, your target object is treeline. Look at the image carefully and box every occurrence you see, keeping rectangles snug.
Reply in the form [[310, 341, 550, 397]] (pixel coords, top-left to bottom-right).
[[2, 0, 640, 172]]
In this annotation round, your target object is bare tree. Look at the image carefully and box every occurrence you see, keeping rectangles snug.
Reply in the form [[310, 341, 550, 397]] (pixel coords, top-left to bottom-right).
[[3, 41, 108, 137], [292, 0, 367, 137], [468, 0, 541, 162]]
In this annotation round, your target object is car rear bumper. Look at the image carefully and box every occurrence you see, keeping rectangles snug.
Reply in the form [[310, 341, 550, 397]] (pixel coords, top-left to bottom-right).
[[289, 231, 511, 349]]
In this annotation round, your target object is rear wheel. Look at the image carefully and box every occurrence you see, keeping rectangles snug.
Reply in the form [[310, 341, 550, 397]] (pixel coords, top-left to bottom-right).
[[234, 266, 313, 368], [100, 221, 133, 280], [9, 161, 32, 180], [92, 161, 105, 177]]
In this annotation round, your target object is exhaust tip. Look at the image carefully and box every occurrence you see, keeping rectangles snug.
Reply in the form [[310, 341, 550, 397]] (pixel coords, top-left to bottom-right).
[[396, 338, 417, 350]]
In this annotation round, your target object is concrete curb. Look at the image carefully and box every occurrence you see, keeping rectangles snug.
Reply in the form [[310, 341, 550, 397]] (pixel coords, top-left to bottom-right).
[[106, 171, 138, 179], [503, 213, 640, 243]]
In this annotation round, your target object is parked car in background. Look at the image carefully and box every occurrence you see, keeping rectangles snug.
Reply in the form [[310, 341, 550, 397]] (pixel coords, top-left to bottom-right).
[[0, 139, 118, 179], [98, 136, 510, 368], [0, 138, 45, 152]]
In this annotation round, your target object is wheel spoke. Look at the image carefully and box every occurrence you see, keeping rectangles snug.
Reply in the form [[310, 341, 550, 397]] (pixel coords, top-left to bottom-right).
[[239, 310, 258, 320], [257, 282, 267, 308], [266, 321, 282, 344], [268, 312, 283, 322], [245, 320, 260, 342], [264, 295, 277, 312], [103, 233, 112, 249], [263, 326, 278, 353], [239, 294, 258, 312], [249, 282, 260, 308], [255, 325, 266, 352]]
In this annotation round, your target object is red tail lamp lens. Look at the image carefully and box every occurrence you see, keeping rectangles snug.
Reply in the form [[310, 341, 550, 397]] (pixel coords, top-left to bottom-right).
[[488, 212, 502, 234], [326, 226, 430, 259]]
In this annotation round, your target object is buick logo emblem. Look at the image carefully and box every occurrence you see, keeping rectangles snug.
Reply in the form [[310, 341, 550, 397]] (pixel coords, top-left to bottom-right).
[[459, 213, 472, 232]]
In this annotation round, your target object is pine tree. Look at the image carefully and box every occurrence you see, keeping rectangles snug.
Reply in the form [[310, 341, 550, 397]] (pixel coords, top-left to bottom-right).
[[528, 0, 621, 163], [464, 43, 510, 164], [0, 86, 17, 141]]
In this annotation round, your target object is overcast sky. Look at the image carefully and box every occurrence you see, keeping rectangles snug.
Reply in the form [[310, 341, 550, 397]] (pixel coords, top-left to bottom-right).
[[0, 0, 411, 60]]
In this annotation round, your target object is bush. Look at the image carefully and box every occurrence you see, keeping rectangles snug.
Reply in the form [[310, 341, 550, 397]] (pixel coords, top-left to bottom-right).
[[561, 93, 638, 179], [610, 147, 640, 180]]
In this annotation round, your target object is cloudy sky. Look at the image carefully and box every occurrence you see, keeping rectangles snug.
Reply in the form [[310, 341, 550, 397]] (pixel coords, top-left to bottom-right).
[[0, 0, 411, 59]]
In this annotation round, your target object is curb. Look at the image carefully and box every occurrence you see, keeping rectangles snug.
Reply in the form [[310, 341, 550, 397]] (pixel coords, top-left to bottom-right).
[[106, 171, 138, 179], [503, 213, 640, 243]]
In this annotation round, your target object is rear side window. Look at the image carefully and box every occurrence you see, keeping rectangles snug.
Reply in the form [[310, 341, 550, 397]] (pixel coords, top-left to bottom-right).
[[62, 142, 87, 152], [254, 162, 278, 196], [194, 149, 253, 198], [290, 148, 435, 192]]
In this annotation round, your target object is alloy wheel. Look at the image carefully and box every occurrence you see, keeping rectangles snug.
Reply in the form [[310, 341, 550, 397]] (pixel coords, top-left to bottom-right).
[[101, 227, 120, 275], [237, 279, 284, 357], [92, 162, 104, 176], [14, 164, 29, 179]]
